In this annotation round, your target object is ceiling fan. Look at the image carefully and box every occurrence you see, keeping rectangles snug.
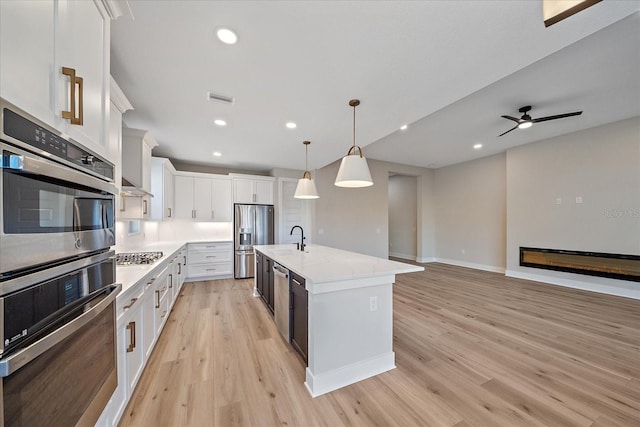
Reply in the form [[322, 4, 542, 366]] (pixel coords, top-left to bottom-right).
[[498, 105, 582, 137]]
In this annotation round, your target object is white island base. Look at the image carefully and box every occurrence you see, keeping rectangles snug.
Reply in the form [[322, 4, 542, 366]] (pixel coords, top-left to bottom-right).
[[254, 244, 423, 397]]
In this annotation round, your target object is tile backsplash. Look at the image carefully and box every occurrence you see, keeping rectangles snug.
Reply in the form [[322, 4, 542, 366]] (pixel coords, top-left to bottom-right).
[[115, 220, 233, 251]]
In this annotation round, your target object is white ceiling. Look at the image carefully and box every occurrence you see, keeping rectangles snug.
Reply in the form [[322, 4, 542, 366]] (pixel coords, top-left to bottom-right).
[[111, 1, 640, 173]]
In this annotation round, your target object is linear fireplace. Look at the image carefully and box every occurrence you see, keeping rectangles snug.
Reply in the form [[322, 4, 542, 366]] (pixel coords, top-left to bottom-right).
[[520, 247, 640, 282]]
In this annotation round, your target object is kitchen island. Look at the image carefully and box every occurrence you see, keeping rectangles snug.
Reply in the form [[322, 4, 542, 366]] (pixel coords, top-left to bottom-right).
[[254, 244, 424, 397]]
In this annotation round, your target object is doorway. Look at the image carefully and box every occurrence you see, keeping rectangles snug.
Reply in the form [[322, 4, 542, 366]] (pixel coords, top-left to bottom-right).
[[388, 174, 417, 260]]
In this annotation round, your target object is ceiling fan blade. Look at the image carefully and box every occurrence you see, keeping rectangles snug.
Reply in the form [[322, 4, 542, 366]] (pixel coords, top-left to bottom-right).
[[501, 115, 521, 123], [498, 125, 518, 137], [532, 111, 583, 123]]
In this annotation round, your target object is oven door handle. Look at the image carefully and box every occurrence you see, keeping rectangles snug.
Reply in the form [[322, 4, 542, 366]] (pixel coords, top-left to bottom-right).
[[0, 283, 121, 377], [3, 148, 117, 195]]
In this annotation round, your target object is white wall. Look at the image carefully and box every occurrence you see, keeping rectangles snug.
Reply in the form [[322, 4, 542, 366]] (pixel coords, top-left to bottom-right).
[[434, 153, 507, 272], [506, 117, 640, 298], [314, 158, 434, 260], [388, 175, 417, 260]]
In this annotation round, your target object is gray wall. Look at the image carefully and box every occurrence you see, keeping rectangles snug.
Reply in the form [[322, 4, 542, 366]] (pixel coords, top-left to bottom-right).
[[388, 175, 417, 260], [506, 117, 640, 294], [434, 153, 507, 271], [314, 158, 434, 260]]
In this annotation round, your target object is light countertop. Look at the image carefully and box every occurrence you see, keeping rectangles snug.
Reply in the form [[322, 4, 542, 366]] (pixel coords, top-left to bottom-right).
[[254, 244, 423, 286], [115, 239, 231, 295]]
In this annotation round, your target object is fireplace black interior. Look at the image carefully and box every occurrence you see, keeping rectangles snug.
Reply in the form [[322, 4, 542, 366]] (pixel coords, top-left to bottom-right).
[[520, 247, 640, 282]]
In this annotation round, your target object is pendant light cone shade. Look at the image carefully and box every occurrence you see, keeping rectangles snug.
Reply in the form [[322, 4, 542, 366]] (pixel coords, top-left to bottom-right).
[[294, 141, 319, 199], [335, 99, 373, 188]]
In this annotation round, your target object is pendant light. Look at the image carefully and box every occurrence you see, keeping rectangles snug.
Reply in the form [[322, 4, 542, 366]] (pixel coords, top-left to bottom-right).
[[334, 99, 373, 188], [294, 140, 319, 199]]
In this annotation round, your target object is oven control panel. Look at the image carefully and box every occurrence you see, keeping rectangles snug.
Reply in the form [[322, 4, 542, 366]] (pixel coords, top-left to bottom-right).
[[1, 106, 114, 182]]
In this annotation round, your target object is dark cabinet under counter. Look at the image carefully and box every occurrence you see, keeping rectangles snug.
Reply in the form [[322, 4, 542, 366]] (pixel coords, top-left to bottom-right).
[[255, 251, 274, 314], [289, 270, 308, 364]]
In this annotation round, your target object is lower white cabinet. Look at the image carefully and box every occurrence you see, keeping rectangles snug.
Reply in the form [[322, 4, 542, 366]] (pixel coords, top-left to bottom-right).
[[186, 242, 233, 280], [142, 276, 157, 360], [107, 287, 144, 425]]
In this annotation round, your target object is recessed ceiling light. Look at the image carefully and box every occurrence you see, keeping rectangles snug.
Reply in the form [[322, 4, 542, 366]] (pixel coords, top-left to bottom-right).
[[286, 122, 297, 129], [214, 119, 227, 126], [213, 151, 222, 157], [400, 124, 408, 130], [474, 143, 483, 149], [216, 28, 237, 44]]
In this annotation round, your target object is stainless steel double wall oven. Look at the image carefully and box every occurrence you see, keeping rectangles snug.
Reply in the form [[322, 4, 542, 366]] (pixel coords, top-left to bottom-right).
[[0, 99, 121, 426]]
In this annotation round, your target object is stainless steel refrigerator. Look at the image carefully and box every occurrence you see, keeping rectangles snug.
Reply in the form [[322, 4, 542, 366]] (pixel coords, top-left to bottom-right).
[[234, 204, 274, 278]]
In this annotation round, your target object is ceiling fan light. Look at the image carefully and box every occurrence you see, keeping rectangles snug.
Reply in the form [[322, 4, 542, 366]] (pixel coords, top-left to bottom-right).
[[518, 121, 533, 129], [335, 154, 373, 188]]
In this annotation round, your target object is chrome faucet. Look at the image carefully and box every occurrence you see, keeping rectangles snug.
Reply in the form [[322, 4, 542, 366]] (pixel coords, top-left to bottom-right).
[[290, 225, 305, 251]]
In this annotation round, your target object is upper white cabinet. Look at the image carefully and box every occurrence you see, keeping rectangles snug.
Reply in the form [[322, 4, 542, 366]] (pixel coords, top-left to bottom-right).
[[120, 128, 157, 220], [231, 174, 275, 204], [55, 0, 110, 158], [0, 1, 55, 128], [210, 178, 233, 221], [0, 0, 128, 162], [150, 158, 175, 221], [122, 128, 157, 191], [109, 77, 133, 217], [174, 173, 232, 222]]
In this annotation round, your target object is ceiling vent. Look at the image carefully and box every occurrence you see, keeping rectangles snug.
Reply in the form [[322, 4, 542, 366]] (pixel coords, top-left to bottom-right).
[[207, 91, 235, 105]]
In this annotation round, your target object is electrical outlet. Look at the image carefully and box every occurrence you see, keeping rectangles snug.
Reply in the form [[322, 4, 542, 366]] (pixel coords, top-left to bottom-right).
[[370, 296, 378, 312]]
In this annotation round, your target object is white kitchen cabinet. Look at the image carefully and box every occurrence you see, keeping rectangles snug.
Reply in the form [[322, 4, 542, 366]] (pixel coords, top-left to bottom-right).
[[121, 128, 158, 220], [150, 157, 176, 221], [121, 291, 144, 406], [0, 0, 125, 162], [193, 177, 212, 220], [186, 242, 233, 280], [211, 177, 233, 221], [174, 173, 232, 221], [174, 175, 195, 219], [122, 128, 157, 192], [0, 0, 55, 129], [110, 77, 133, 217], [55, 0, 110, 158], [231, 174, 275, 204], [142, 276, 158, 360]]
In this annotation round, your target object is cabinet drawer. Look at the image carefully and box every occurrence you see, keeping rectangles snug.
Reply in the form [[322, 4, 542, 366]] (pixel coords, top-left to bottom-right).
[[189, 250, 232, 264], [188, 262, 232, 277], [189, 242, 232, 252]]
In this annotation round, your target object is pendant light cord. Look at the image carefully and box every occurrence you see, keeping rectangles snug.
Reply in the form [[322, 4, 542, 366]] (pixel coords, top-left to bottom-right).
[[352, 103, 356, 149], [305, 143, 309, 171]]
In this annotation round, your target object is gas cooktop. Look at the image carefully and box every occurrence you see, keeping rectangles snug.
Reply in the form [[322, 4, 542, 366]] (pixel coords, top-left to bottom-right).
[[115, 251, 163, 266]]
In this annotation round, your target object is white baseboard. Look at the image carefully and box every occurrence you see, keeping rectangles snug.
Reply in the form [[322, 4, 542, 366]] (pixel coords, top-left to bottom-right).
[[304, 352, 395, 397], [433, 258, 506, 274], [416, 256, 436, 263], [389, 251, 416, 261], [505, 269, 640, 300]]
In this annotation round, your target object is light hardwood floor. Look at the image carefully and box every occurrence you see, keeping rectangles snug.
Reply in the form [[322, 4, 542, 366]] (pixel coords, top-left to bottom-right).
[[119, 263, 640, 427]]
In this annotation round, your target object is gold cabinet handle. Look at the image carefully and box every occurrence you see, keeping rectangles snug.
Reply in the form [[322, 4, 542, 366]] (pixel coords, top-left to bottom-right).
[[123, 297, 138, 310], [155, 289, 160, 308], [76, 74, 83, 125], [61, 67, 83, 125], [126, 321, 136, 352], [143, 199, 148, 215], [169, 273, 173, 289]]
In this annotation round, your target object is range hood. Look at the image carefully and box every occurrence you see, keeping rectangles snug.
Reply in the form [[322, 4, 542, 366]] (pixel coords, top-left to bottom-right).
[[120, 177, 153, 197]]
